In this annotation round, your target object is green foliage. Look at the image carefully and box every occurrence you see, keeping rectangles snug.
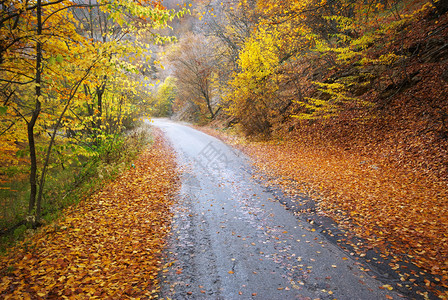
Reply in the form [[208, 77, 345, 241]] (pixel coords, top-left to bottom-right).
[[152, 77, 177, 117], [0, 124, 153, 251], [0, 0, 188, 223], [13, 225, 27, 239]]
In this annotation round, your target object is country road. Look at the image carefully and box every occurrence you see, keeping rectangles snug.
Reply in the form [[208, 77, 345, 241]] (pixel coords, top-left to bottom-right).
[[150, 118, 400, 300]]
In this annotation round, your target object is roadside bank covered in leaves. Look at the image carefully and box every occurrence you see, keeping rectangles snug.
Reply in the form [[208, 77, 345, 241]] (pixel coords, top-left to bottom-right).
[[198, 126, 448, 299], [0, 129, 179, 299]]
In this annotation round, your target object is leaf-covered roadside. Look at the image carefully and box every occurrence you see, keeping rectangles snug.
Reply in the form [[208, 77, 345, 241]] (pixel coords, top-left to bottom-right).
[[0, 129, 179, 299], [198, 126, 448, 299]]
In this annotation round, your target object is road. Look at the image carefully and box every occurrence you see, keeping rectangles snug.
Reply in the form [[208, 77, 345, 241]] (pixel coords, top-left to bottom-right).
[[150, 118, 400, 300]]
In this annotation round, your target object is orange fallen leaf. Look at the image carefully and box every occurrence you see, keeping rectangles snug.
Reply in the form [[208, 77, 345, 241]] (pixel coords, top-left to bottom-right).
[[0, 131, 180, 300]]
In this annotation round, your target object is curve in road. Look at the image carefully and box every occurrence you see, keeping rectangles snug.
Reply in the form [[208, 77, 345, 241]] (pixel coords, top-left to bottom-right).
[[150, 118, 400, 300]]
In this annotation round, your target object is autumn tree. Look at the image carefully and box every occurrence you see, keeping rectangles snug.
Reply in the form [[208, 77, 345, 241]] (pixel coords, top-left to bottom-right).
[[71, 1, 160, 138], [166, 33, 221, 121], [197, 0, 259, 69], [0, 0, 185, 224], [219, 0, 441, 136], [1, 0, 101, 223], [152, 76, 177, 117]]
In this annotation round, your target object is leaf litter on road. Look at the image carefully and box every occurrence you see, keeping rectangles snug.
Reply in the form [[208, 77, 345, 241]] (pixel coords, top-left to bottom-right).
[[198, 126, 448, 299], [0, 129, 179, 299]]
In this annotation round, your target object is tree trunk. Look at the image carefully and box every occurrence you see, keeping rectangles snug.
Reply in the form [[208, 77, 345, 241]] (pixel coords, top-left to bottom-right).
[[35, 64, 95, 223], [206, 96, 215, 119], [96, 76, 107, 129], [27, 104, 40, 216], [201, 80, 216, 119], [36, 101, 71, 221], [28, 0, 43, 221]]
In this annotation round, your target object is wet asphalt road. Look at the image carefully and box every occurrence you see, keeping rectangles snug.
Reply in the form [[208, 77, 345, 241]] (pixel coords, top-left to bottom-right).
[[150, 118, 400, 300]]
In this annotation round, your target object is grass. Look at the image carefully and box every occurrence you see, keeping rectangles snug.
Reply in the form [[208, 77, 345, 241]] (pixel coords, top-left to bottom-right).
[[0, 122, 153, 252], [0, 172, 29, 231]]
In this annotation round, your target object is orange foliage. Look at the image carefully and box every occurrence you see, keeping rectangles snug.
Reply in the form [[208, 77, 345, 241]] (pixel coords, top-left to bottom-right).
[[0, 130, 179, 299], [199, 125, 448, 298]]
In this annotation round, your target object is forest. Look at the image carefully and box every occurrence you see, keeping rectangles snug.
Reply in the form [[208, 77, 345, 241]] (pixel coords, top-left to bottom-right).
[[0, 0, 186, 228], [1, 0, 447, 298], [154, 0, 448, 297]]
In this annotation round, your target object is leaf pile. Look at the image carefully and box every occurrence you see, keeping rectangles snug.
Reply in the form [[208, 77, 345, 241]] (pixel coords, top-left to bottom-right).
[[199, 126, 448, 298], [0, 129, 178, 299]]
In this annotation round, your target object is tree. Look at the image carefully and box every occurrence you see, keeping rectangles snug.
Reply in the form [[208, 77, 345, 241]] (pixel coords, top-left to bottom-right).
[[222, 0, 439, 136], [1, 0, 101, 223], [0, 0, 186, 224], [166, 33, 221, 120], [152, 76, 177, 117]]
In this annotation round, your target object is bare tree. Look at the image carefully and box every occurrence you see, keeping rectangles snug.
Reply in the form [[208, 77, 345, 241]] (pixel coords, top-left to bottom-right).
[[167, 33, 221, 120]]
